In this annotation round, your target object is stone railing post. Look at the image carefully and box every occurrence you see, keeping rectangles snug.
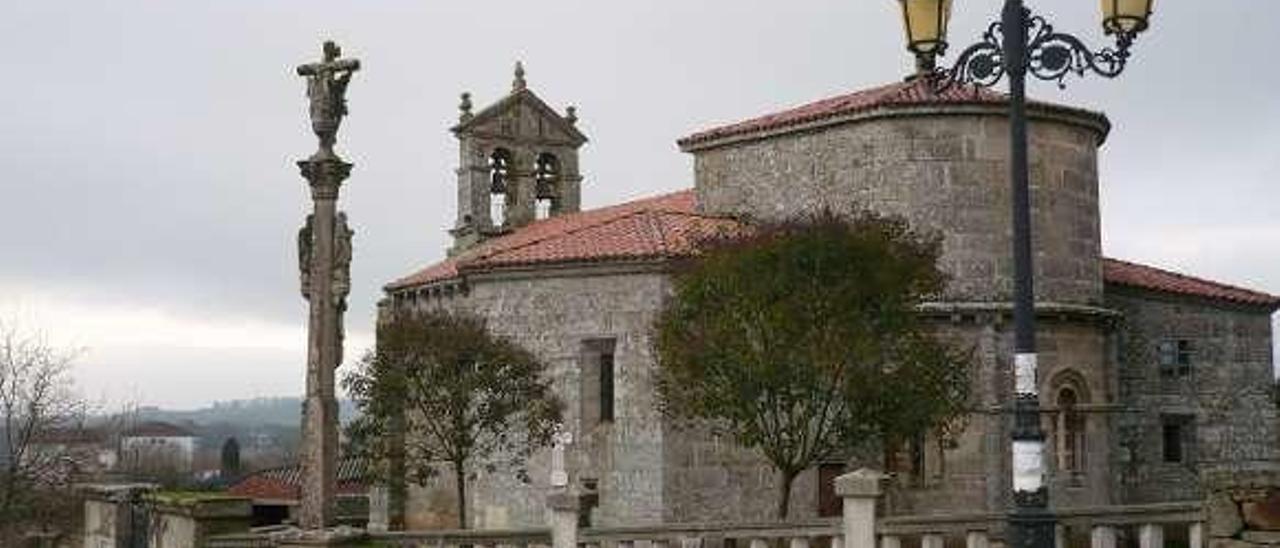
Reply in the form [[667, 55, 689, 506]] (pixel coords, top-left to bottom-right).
[[1139, 524, 1163, 548], [835, 469, 885, 548], [549, 492, 580, 548], [1089, 525, 1117, 548], [966, 531, 990, 548], [1188, 522, 1203, 548], [921, 534, 944, 548]]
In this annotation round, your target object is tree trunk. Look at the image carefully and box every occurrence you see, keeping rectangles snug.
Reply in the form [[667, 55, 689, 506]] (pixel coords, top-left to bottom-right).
[[454, 460, 468, 529], [777, 469, 797, 521]]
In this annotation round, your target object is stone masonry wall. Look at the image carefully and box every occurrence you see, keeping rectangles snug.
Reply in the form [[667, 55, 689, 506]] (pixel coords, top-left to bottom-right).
[[659, 313, 1117, 522], [402, 267, 672, 529], [691, 110, 1106, 306], [1205, 470, 1280, 548], [1108, 289, 1278, 504]]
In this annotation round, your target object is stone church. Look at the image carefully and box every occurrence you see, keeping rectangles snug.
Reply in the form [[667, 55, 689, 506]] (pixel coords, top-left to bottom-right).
[[380, 65, 1280, 529]]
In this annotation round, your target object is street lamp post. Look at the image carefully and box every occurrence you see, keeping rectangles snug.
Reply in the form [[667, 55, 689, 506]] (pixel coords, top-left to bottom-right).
[[894, 2, 1155, 548]]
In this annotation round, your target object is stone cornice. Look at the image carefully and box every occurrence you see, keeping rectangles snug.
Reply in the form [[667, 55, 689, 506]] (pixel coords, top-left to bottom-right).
[[680, 102, 1111, 153]]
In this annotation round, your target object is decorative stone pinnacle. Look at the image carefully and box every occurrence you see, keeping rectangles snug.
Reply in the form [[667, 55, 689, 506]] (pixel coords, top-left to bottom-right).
[[513, 61, 527, 91], [565, 106, 578, 125], [459, 92, 473, 122]]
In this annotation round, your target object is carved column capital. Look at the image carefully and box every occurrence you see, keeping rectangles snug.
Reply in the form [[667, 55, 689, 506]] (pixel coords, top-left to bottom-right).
[[298, 158, 353, 200]]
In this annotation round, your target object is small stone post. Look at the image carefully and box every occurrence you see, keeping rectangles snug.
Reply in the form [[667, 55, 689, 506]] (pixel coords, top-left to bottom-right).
[[835, 469, 885, 548], [1138, 524, 1163, 548], [549, 492, 580, 548], [966, 531, 990, 548], [1089, 526, 1116, 548]]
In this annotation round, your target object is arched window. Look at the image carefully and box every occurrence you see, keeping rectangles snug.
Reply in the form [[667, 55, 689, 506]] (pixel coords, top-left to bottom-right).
[[1057, 386, 1086, 474], [534, 153, 560, 220], [489, 148, 512, 226]]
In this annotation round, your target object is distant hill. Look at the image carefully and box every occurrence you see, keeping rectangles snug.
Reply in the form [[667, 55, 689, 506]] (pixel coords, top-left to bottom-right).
[[134, 397, 357, 428]]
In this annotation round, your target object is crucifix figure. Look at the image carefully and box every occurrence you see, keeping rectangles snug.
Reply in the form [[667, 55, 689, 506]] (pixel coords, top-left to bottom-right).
[[296, 41, 361, 159]]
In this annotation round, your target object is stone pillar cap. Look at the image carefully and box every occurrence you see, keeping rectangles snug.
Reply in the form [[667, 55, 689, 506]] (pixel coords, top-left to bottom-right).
[[834, 468, 885, 498], [548, 490, 581, 512]]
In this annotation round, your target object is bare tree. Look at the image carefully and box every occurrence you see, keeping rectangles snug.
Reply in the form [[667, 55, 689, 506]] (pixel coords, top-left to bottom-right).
[[0, 319, 87, 542]]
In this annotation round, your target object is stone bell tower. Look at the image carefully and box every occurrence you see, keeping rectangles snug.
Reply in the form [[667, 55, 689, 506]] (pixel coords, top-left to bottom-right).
[[449, 62, 589, 254]]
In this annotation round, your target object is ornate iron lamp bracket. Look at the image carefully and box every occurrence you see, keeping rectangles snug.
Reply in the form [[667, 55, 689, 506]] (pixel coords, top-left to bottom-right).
[[930, 7, 1138, 93]]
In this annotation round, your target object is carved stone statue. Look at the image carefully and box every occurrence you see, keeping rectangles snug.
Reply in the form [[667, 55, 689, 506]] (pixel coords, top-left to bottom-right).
[[550, 427, 573, 488], [333, 211, 353, 308], [296, 41, 361, 158], [298, 214, 314, 298]]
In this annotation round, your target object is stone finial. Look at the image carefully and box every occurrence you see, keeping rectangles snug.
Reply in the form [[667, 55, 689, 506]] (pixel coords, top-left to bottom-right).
[[513, 61, 527, 91], [565, 106, 578, 125], [459, 92, 473, 122]]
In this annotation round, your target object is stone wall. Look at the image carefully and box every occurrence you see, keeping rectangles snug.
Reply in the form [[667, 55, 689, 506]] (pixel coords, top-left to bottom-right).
[[1109, 288, 1278, 504], [690, 109, 1107, 306], [147, 494, 252, 548], [402, 266, 672, 528], [1205, 470, 1280, 548]]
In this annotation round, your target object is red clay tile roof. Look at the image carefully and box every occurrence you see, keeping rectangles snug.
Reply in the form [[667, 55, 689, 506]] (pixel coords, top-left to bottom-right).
[[678, 78, 1107, 149], [227, 459, 367, 501], [1103, 258, 1280, 309], [385, 190, 737, 290], [389, 191, 1278, 309]]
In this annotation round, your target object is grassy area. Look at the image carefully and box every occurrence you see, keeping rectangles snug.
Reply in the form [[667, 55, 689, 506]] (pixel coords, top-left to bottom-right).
[[146, 490, 242, 506]]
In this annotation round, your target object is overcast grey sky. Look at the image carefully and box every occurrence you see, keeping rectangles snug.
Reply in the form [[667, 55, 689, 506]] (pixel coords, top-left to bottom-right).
[[1, 1, 1276, 409]]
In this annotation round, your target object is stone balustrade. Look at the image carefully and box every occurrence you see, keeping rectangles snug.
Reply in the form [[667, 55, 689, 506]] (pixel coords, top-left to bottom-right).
[[204, 471, 1205, 548], [581, 519, 841, 548], [876, 501, 1203, 548]]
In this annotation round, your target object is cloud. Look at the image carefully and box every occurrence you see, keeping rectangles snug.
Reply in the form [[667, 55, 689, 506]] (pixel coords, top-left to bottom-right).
[[1, 0, 1277, 405], [0, 287, 373, 409]]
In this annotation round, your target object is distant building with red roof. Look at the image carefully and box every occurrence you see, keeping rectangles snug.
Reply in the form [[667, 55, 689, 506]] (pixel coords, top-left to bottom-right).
[[227, 459, 369, 527], [380, 68, 1279, 528]]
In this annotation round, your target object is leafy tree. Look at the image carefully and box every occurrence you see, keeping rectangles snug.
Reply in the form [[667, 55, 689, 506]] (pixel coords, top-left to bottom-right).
[[653, 210, 972, 520], [221, 437, 241, 479], [344, 310, 563, 528]]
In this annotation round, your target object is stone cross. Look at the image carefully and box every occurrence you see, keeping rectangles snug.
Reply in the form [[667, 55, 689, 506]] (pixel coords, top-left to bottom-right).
[[550, 428, 573, 489], [296, 41, 361, 160], [294, 40, 359, 533]]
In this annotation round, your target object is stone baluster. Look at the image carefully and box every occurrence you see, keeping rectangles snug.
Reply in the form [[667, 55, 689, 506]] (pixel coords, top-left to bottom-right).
[[880, 536, 902, 548], [966, 531, 989, 548], [1090, 525, 1116, 548], [832, 534, 844, 548], [548, 492, 579, 548], [1139, 524, 1164, 548], [1189, 523, 1203, 548], [1055, 525, 1066, 548], [835, 469, 885, 548], [921, 534, 944, 548], [791, 537, 812, 548], [749, 538, 770, 548]]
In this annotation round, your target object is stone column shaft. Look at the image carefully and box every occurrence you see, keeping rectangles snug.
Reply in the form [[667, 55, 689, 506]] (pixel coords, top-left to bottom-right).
[[298, 160, 350, 531], [548, 492, 580, 548]]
